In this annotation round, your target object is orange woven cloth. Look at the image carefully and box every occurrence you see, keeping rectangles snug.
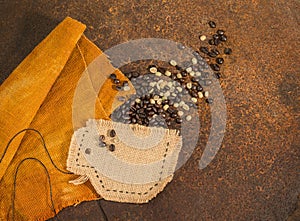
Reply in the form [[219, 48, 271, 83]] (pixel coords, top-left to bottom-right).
[[0, 17, 129, 220]]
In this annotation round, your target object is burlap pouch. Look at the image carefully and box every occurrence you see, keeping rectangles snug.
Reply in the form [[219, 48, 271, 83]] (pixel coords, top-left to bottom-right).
[[67, 119, 182, 203]]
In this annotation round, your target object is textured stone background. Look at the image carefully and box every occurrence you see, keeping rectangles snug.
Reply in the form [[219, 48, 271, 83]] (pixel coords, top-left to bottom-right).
[[1, 0, 299, 220]]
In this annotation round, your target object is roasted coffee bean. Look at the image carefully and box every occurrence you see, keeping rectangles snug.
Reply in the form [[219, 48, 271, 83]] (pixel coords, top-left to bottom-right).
[[122, 81, 129, 87], [191, 84, 197, 90], [99, 142, 106, 147], [206, 98, 214, 104], [109, 144, 115, 151], [210, 64, 220, 71], [208, 21, 216, 28], [208, 39, 215, 45], [217, 29, 225, 35], [224, 48, 232, 55], [137, 109, 144, 114], [200, 46, 209, 54], [148, 111, 155, 116], [99, 135, 105, 141], [220, 35, 227, 42], [176, 118, 183, 124], [216, 57, 224, 64], [109, 129, 116, 137], [160, 112, 166, 118], [191, 91, 198, 98], [125, 72, 132, 79], [211, 49, 220, 55], [213, 34, 219, 39], [131, 118, 137, 124], [139, 113, 146, 118], [208, 51, 217, 58], [171, 113, 178, 118], [115, 85, 123, 91], [191, 77, 198, 82], [114, 79, 120, 84], [158, 108, 164, 114], [162, 100, 169, 105], [109, 73, 116, 79], [214, 38, 221, 45], [214, 72, 221, 79], [181, 71, 188, 77]]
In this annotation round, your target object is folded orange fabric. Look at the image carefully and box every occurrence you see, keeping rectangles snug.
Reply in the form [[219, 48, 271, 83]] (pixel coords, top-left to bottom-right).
[[0, 17, 129, 220]]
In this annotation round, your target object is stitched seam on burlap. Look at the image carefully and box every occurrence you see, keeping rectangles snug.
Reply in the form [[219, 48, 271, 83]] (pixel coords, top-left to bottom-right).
[[75, 129, 170, 195]]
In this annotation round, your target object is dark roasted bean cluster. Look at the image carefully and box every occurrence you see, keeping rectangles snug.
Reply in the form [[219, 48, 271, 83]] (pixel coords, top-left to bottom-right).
[[110, 73, 130, 91], [198, 21, 232, 79], [98, 129, 117, 151]]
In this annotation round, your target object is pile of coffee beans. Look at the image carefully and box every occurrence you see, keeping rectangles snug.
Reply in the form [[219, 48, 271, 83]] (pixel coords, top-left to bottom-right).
[[111, 69, 199, 129], [110, 20, 232, 129]]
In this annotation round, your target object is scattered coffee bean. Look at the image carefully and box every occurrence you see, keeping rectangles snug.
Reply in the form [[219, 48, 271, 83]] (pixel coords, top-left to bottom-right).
[[208, 21, 216, 28], [109, 73, 116, 79], [224, 47, 232, 55], [99, 135, 105, 141], [99, 142, 106, 147], [216, 57, 224, 64], [214, 72, 221, 79], [176, 118, 183, 124], [220, 34, 227, 42], [208, 51, 217, 58], [217, 29, 225, 35], [213, 34, 219, 40], [206, 98, 213, 104], [109, 144, 115, 151], [114, 79, 120, 84], [200, 46, 209, 54], [109, 129, 116, 137], [210, 63, 220, 71], [208, 39, 215, 45], [85, 148, 91, 154], [211, 49, 220, 55]]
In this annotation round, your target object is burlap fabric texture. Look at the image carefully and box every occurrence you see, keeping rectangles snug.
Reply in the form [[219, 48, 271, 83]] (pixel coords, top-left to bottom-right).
[[67, 119, 182, 203], [0, 17, 129, 220]]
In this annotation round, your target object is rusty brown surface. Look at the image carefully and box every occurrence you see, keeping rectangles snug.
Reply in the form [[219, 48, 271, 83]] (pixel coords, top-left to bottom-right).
[[1, 0, 299, 220]]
